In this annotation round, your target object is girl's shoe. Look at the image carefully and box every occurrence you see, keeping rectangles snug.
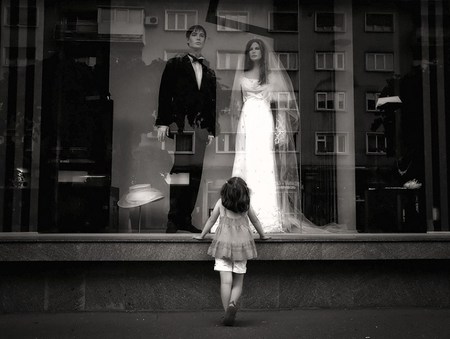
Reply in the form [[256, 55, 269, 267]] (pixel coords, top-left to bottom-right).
[[223, 301, 237, 326]]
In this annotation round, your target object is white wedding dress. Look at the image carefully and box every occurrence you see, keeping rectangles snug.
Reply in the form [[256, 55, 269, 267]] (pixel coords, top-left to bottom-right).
[[232, 76, 283, 232]]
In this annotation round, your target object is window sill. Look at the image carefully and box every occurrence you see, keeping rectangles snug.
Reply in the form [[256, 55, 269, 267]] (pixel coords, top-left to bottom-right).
[[1, 232, 449, 262]]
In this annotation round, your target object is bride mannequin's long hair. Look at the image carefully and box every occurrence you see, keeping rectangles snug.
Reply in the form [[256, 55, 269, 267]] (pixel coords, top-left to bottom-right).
[[244, 39, 267, 85]]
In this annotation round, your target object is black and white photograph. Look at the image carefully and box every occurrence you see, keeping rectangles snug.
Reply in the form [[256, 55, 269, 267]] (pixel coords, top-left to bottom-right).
[[0, 0, 449, 338]]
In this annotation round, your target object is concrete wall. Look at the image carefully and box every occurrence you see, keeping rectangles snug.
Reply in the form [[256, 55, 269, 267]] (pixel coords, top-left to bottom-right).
[[1, 233, 450, 313], [1, 260, 450, 313]]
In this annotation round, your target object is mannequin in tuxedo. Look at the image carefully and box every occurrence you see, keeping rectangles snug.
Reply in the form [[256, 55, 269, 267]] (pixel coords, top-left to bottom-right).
[[155, 25, 216, 233]]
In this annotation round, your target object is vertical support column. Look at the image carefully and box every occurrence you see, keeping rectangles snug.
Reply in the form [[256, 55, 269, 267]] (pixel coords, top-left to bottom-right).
[[434, 0, 449, 230], [334, 0, 356, 230], [420, 0, 435, 230]]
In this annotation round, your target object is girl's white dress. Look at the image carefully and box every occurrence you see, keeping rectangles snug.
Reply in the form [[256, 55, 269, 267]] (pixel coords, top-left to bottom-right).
[[232, 76, 283, 233]]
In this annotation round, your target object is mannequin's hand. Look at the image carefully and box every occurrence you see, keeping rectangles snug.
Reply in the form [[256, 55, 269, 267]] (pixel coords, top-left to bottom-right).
[[157, 126, 169, 142], [207, 135, 214, 145]]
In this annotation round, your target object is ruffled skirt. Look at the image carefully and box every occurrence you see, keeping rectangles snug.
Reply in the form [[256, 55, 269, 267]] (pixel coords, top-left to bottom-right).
[[208, 216, 257, 261]]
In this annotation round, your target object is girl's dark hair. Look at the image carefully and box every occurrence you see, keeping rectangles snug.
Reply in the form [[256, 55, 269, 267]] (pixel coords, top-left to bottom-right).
[[186, 25, 207, 38], [221, 177, 250, 213], [244, 39, 267, 85]]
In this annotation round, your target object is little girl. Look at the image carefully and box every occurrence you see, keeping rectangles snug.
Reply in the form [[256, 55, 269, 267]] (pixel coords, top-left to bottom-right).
[[193, 177, 270, 326]]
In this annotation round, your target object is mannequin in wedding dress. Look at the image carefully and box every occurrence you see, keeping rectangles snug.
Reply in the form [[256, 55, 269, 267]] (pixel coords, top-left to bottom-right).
[[229, 38, 324, 233]]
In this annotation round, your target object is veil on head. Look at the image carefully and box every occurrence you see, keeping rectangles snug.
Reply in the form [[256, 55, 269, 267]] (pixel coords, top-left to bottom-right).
[[228, 37, 311, 232]]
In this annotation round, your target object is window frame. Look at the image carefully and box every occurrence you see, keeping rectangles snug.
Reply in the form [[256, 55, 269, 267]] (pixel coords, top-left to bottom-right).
[[275, 92, 297, 111], [161, 130, 195, 155], [269, 52, 299, 71], [366, 132, 387, 155], [315, 12, 346, 33], [216, 50, 244, 70], [365, 12, 395, 33], [316, 91, 346, 111], [365, 52, 394, 72], [268, 11, 298, 33], [315, 132, 349, 155], [316, 52, 345, 71], [366, 92, 382, 112], [98, 7, 144, 25], [216, 10, 249, 32], [164, 10, 198, 31], [215, 132, 236, 154]]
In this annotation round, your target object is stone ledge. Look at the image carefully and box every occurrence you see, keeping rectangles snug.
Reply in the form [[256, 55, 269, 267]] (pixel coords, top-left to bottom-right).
[[1, 232, 449, 261]]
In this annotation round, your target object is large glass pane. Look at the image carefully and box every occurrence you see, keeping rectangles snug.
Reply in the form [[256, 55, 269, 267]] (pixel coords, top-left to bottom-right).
[[0, 0, 449, 234]]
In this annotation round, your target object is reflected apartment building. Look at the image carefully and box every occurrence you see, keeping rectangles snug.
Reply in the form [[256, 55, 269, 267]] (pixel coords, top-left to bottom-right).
[[1, 0, 448, 233]]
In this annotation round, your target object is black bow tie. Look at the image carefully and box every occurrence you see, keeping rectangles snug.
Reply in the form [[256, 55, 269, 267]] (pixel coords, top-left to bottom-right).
[[189, 54, 204, 65]]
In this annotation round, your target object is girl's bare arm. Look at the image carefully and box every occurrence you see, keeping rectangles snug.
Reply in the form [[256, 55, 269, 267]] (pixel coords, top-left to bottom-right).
[[248, 206, 270, 239], [193, 199, 221, 239]]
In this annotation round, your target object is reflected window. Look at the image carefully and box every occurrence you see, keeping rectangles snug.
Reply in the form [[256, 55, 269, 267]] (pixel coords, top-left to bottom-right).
[[216, 51, 244, 70], [217, 11, 249, 31], [315, 12, 346, 32], [316, 52, 345, 70], [366, 53, 394, 71], [275, 92, 297, 110], [365, 13, 394, 32], [366, 92, 381, 112], [98, 7, 144, 39], [269, 52, 298, 70], [316, 92, 346, 111], [162, 131, 195, 154], [216, 133, 236, 153], [268, 12, 298, 32], [165, 10, 198, 31], [316, 132, 348, 155], [366, 133, 387, 155]]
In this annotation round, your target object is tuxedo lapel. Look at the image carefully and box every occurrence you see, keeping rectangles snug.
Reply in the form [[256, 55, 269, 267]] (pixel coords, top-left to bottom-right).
[[199, 64, 207, 91], [182, 55, 198, 88]]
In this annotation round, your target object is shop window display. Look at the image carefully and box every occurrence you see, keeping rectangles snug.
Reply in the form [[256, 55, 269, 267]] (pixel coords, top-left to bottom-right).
[[0, 0, 448, 234]]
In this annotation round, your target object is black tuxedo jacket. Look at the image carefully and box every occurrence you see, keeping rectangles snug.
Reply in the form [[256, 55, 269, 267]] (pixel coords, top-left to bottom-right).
[[156, 54, 216, 136]]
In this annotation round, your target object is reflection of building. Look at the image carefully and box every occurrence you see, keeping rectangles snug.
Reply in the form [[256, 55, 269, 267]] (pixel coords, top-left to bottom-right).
[[136, 0, 422, 230], [0, 0, 442, 232]]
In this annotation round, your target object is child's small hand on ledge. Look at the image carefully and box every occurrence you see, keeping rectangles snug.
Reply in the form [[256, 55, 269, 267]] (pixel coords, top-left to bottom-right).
[[260, 235, 271, 240], [193, 235, 204, 240]]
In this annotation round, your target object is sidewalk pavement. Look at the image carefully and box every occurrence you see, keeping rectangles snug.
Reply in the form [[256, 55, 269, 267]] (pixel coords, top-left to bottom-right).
[[1, 308, 449, 339]]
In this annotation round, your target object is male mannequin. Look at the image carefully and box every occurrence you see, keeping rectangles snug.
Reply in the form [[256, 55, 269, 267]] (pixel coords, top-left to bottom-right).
[[155, 25, 216, 233]]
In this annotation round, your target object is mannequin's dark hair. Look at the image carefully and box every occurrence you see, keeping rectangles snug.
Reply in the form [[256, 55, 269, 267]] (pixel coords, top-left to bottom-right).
[[244, 39, 267, 85], [186, 25, 207, 38], [221, 177, 250, 213]]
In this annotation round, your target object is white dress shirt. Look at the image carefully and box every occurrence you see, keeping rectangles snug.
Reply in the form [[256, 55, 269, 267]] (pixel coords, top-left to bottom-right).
[[188, 54, 203, 90]]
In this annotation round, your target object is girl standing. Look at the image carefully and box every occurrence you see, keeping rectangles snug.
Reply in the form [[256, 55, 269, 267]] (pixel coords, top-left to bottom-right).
[[193, 177, 270, 326]]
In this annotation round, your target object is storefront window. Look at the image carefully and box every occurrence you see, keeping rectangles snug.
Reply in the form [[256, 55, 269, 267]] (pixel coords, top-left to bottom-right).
[[1, 0, 449, 234]]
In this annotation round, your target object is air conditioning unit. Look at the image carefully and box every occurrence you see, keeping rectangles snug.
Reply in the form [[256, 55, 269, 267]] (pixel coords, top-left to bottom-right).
[[144, 16, 158, 26]]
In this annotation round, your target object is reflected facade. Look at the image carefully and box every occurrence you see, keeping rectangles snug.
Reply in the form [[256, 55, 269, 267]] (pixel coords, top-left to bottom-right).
[[1, 0, 449, 233]]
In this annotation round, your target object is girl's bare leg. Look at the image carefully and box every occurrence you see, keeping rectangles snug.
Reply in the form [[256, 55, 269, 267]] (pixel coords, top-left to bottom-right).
[[220, 271, 233, 311], [229, 273, 244, 305]]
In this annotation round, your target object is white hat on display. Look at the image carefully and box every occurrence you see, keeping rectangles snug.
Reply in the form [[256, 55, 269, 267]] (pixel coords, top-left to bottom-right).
[[118, 184, 164, 209]]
